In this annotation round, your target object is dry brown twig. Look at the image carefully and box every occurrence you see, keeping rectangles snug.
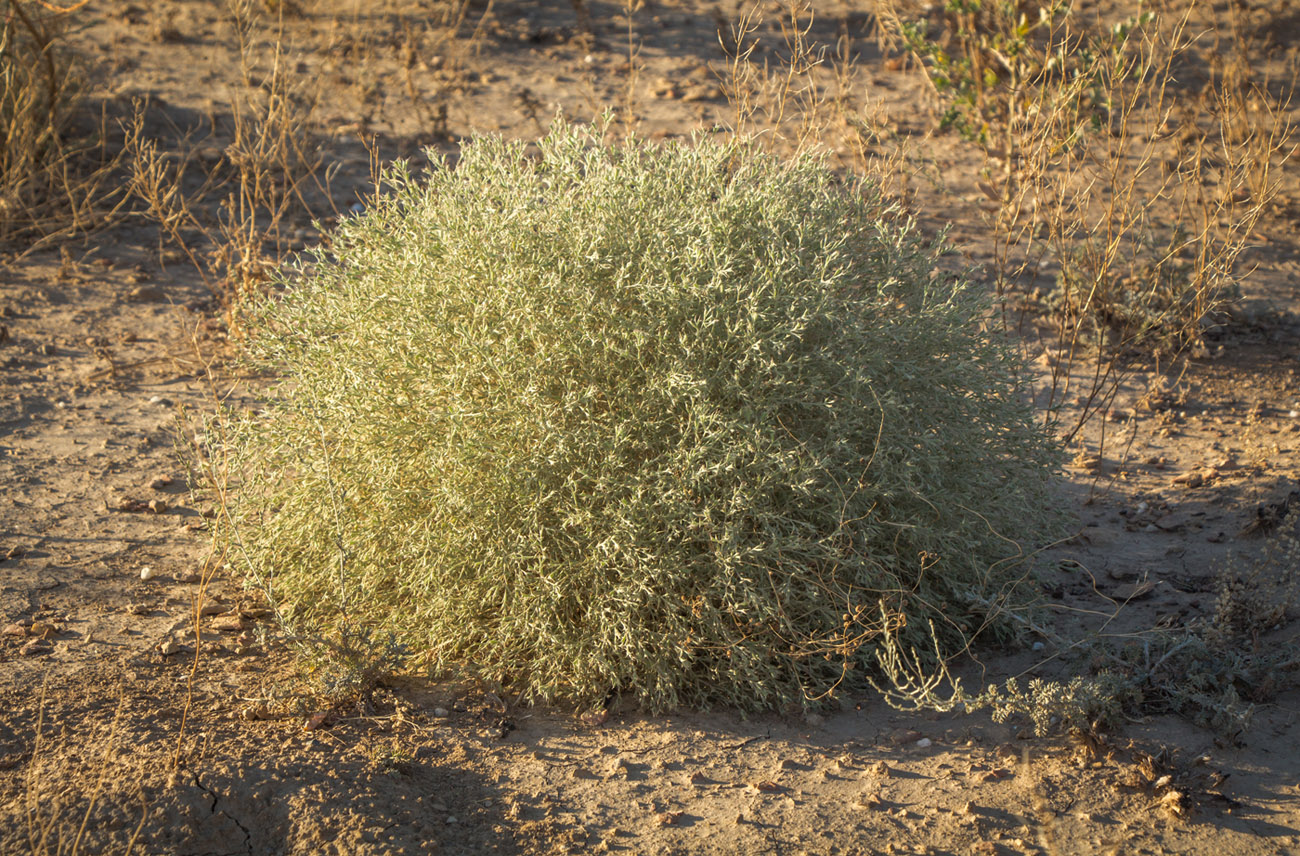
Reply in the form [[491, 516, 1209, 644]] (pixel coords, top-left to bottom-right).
[[124, 0, 331, 331], [1, 0, 124, 252]]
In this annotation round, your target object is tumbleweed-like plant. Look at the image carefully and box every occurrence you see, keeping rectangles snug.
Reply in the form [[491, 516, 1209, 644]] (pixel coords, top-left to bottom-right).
[[216, 119, 1061, 711]]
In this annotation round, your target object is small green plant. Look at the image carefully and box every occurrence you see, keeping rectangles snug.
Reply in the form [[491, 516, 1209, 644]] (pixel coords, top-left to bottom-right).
[[887, 0, 1057, 144], [886, 0, 1154, 146], [216, 118, 1062, 712], [365, 739, 416, 776], [298, 621, 410, 709]]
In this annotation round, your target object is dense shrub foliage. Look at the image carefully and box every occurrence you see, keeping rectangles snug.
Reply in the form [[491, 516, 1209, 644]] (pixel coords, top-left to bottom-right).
[[220, 121, 1061, 710]]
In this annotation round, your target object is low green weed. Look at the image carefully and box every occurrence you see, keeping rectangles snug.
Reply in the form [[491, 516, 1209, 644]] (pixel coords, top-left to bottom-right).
[[876, 517, 1300, 737]]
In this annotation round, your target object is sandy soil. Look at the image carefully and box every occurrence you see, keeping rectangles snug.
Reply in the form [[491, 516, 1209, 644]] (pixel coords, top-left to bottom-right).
[[2, 1, 1299, 853]]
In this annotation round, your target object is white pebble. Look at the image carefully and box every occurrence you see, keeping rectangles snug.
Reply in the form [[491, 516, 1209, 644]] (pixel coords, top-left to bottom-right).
[[433, 707, 449, 717], [139, 566, 156, 581], [1032, 641, 1045, 652], [915, 737, 932, 748], [445, 816, 457, 825]]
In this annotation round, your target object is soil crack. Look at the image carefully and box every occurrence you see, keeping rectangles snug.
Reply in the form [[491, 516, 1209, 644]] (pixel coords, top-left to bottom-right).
[[188, 767, 254, 856]]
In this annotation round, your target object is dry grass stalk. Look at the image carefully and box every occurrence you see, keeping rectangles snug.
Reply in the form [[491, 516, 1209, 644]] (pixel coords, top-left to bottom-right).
[[124, 0, 327, 331], [1, 0, 120, 251], [24, 687, 147, 856], [720, 1, 831, 153], [619, 0, 646, 141], [1005, 4, 1292, 445], [874, 0, 1296, 457], [713, 2, 931, 212]]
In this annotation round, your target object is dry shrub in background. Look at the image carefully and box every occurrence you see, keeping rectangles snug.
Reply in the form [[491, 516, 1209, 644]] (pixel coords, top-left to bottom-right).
[[214, 120, 1062, 712], [716, 2, 934, 222], [125, 0, 503, 331], [877, 0, 1296, 443], [0, 0, 116, 249], [720, 0, 829, 150], [125, 0, 327, 330]]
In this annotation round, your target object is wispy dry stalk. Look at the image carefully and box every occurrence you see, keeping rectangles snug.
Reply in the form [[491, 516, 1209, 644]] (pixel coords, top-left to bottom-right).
[[720, 1, 832, 153], [1, 0, 121, 251], [876, 0, 1295, 456], [1000, 5, 1291, 446], [714, 0, 928, 210], [619, 0, 645, 141], [125, 0, 328, 331], [24, 686, 147, 856]]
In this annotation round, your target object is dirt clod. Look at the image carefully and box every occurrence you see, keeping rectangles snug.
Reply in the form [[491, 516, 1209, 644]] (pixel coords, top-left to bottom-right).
[[19, 639, 52, 656]]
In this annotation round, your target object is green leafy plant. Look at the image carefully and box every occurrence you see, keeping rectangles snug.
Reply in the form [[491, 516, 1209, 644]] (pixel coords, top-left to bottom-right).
[[298, 621, 411, 709], [216, 119, 1061, 712], [884, 0, 1152, 145]]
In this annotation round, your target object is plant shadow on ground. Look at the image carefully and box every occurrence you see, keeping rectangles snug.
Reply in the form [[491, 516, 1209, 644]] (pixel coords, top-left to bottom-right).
[[0, 670, 562, 855]]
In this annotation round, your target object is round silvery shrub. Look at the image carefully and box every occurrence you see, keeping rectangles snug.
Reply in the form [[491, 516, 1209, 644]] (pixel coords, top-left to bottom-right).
[[220, 120, 1061, 711]]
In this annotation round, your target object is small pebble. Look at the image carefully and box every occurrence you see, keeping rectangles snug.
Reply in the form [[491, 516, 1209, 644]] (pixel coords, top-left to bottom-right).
[[20, 639, 52, 656], [127, 286, 167, 303], [916, 737, 933, 748], [433, 707, 449, 717], [1031, 641, 1045, 652], [211, 615, 244, 632], [139, 566, 157, 581], [856, 793, 883, 810]]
